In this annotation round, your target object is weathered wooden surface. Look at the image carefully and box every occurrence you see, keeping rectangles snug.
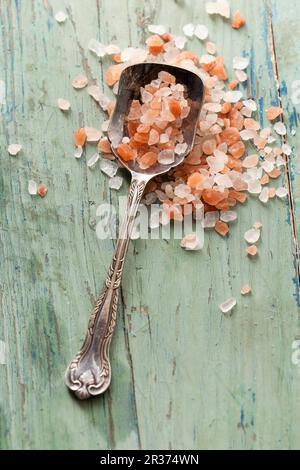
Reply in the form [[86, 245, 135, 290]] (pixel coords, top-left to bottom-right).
[[0, 0, 300, 450]]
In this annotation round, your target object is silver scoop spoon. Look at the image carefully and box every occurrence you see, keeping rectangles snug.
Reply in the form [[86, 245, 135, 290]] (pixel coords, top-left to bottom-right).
[[65, 63, 204, 399]]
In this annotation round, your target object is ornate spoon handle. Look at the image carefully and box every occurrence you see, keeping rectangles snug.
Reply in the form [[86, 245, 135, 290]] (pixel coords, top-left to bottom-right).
[[65, 175, 149, 399]]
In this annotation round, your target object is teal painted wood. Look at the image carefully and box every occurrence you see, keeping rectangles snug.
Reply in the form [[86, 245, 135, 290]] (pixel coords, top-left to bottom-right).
[[0, 0, 299, 450]]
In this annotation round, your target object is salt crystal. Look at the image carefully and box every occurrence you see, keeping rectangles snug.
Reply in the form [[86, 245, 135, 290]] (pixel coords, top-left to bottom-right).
[[55, 11, 67, 23], [233, 56, 249, 70], [200, 54, 215, 65], [100, 159, 118, 177], [203, 211, 219, 228], [276, 187, 288, 198], [174, 184, 191, 198], [282, 143, 292, 155], [158, 150, 175, 165], [247, 179, 262, 194], [242, 154, 259, 169], [109, 175, 123, 190], [87, 153, 100, 168], [175, 143, 188, 154], [180, 233, 202, 251], [244, 228, 260, 244], [88, 39, 106, 58], [57, 98, 71, 111], [240, 130, 255, 141], [85, 127, 102, 142], [241, 285, 251, 295], [102, 120, 110, 132], [219, 297, 236, 314], [105, 44, 121, 55], [72, 75, 88, 89], [217, 0, 230, 18], [220, 211, 237, 223], [274, 122, 286, 136], [160, 133, 169, 144], [241, 107, 252, 118], [224, 91, 243, 103], [253, 221, 262, 229], [183, 23, 195, 37], [194, 24, 209, 41], [74, 146, 83, 159], [174, 36, 187, 49], [28, 180, 37, 195], [8, 144, 22, 156], [242, 99, 257, 111], [235, 70, 247, 82], [259, 187, 269, 203], [206, 42, 216, 55], [246, 245, 258, 257], [206, 1, 219, 14], [122, 136, 130, 144], [203, 102, 222, 113], [148, 24, 167, 35]]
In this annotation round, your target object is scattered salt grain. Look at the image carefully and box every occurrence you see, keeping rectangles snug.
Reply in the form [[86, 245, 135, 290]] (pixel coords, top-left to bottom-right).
[[109, 175, 123, 190], [72, 75, 88, 89], [224, 90, 243, 103], [28, 180, 37, 195], [87, 153, 100, 168], [274, 121, 287, 136], [74, 146, 83, 159], [57, 98, 71, 111], [203, 211, 219, 228], [180, 233, 202, 251], [100, 159, 118, 177], [235, 70, 248, 82], [243, 99, 257, 111], [194, 24, 209, 41], [259, 187, 269, 203], [105, 44, 121, 55], [88, 39, 106, 58], [37, 184, 48, 198], [242, 154, 259, 169], [219, 297, 236, 314], [102, 120, 110, 132], [183, 23, 195, 37], [174, 36, 187, 49], [175, 143, 188, 154], [85, 127, 102, 142], [8, 144, 22, 156], [247, 180, 262, 194], [200, 54, 215, 65], [276, 187, 288, 198], [206, 42, 216, 55], [148, 24, 167, 35], [233, 56, 249, 70], [244, 228, 260, 244], [246, 245, 258, 257], [241, 285, 251, 295], [253, 221, 262, 230], [206, 0, 230, 18], [220, 211, 237, 223], [282, 143, 292, 155], [55, 11, 67, 23]]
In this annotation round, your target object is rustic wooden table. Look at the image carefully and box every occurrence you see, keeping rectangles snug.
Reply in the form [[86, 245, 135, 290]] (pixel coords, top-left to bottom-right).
[[0, 0, 300, 450]]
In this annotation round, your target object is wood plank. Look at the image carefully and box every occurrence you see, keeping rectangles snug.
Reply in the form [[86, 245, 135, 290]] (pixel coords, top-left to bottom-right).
[[0, 0, 299, 450]]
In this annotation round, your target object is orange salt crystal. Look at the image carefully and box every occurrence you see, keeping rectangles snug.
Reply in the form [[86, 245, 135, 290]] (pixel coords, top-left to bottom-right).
[[187, 172, 204, 189], [127, 121, 139, 137], [215, 220, 229, 237], [227, 157, 242, 171], [246, 245, 258, 257], [202, 189, 227, 206], [37, 184, 48, 198], [98, 137, 111, 153], [260, 174, 270, 185], [216, 201, 230, 211], [134, 132, 149, 144], [138, 151, 157, 169], [137, 124, 150, 134], [159, 71, 176, 83], [244, 118, 260, 130], [229, 109, 244, 130], [146, 35, 164, 55], [229, 141, 245, 159], [267, 106, 283, 121], [117, 143, 136, 161], [162, 33, 174, 42], [229, 190, 247, 203], [268, 168, 281, 179], [105, 64, 125, 86], [269, 188, 276, 198], [232, 11, 246, 29], [202, 139, 217, 155], [229, 80, 239, 90], [168, 99, 181, 117], [220, 127, 240, 145], [176, 51, 199, 65], [209, 56, 228, 81], [74, 128, 87, 147], [113, 53, 122, 63], [221, 102, 232, 114]]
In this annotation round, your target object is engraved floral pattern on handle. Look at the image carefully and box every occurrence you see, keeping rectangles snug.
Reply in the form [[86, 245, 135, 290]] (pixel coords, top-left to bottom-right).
[[65, 177, 148, 399]]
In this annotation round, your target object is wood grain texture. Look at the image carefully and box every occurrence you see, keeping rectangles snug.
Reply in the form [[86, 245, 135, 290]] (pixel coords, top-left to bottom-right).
[[0, 0, 299, 450]]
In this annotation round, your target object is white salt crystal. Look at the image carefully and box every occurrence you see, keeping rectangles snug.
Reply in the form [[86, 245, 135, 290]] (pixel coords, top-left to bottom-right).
[[259, 187, 269, 203], [219, 297, 236, 314], [276, 187, 288, 198], [8, 144, 22, 156], [121, 47, 147, 63], [242, 154, 259, 169], [74, 146, 83, 159], [200, 54, 215, 65], [148, 24, 167, 35], [235, 70, 248, 82], [206, 41, 216, 54], [105, 44, 121, 55], [158, 150, 175, 165], [174, 36, 187, 49], [242, 99, 257, 111], [109, 175, 123, 190], [72, 75, 88, 89], [85, 127, 102, 142], [180, 233, 202, 251], [88, 39, 106, 57], [100, 159, 118, 177], [87, 153, 100, 168], [220, 211, 237, 223], [122, 136, 130, 144], [175, 143, 188, 154], [240, 129, 256, 141], [203, 211, 219, 228], [102, 120, 110, 132], [217, 0, 230, 18], [244, 228, 260, 244], [28, 180, 37, 195], [224, 91, 243, 103], [55, 11, 67, 23], [183, 23, 195, 37], [203, 102, 222, 113], [241, 107, 252, 118], [247, 179, 262, 194], [174, 184, 191, 198], [194, 24, 209, 41], [206, 1, 219, 15], [282, 143, 292, 155], [233, 56, 249, 70], [57, 98, 71, 111], [160, 134, 169, 144], [274, 122, 287, 136]]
